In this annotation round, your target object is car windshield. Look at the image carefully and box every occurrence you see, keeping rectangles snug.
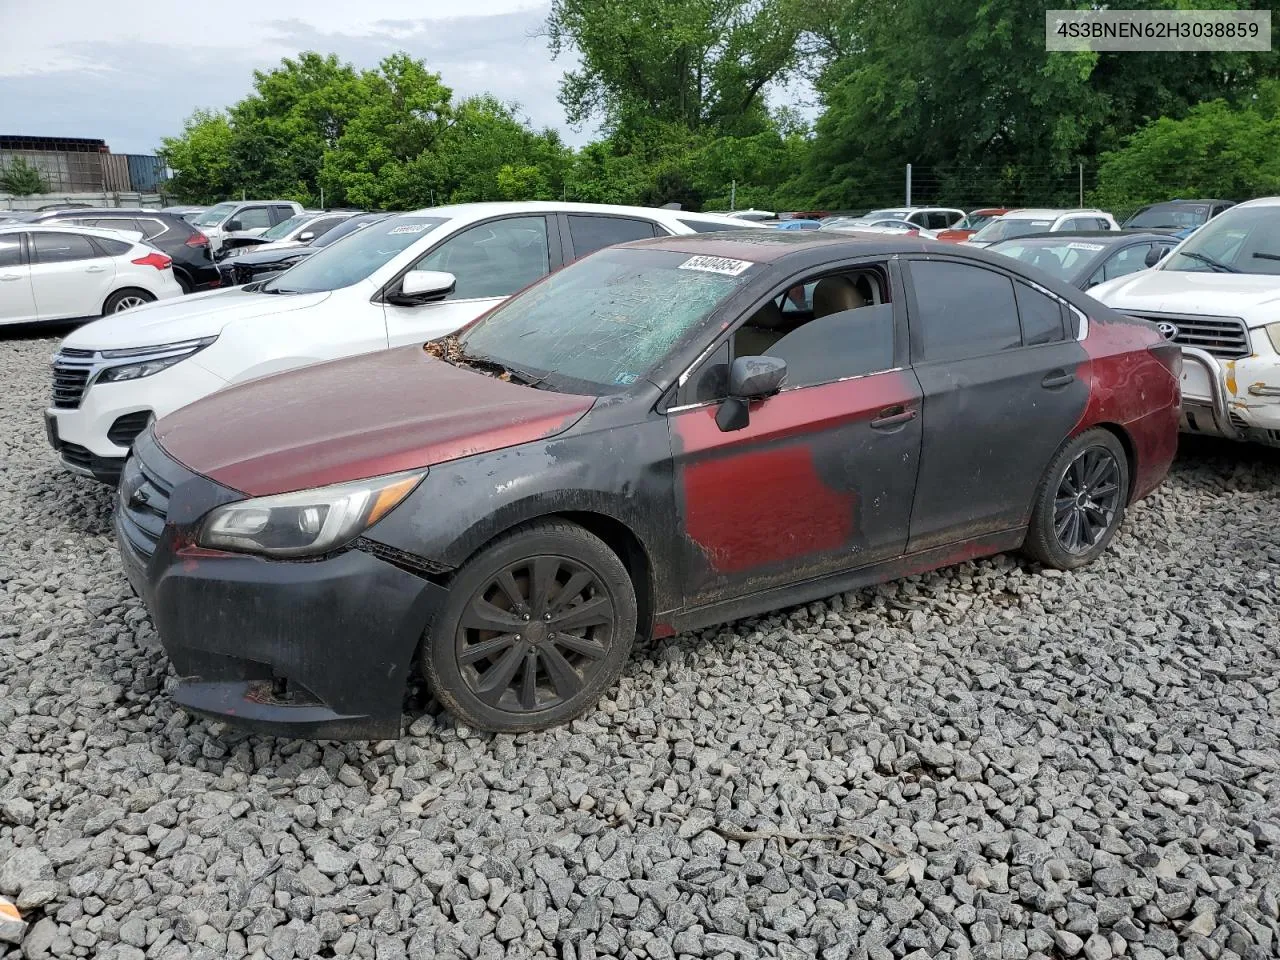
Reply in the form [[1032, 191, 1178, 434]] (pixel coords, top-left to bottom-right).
[[259, 214, 310, 241], [311, 214, 385, 248], [192, 202, 239, 226], [1124, 203, 1209, 230], [961, 212, 999, 230], [262, 215, 447, 293], [1163, 205, 1280, 275], [989, 239, 1104, 281], [457, 247, 755, 393], [971, 218, 1055, 242]]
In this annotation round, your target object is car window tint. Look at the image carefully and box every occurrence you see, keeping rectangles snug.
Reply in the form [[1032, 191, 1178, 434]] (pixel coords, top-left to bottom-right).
[[236, 207, 273, 230], [307, 216, 347, 238], [31, 232, 100, 264], [1014, 282, 1065, 345], [1101, 244, 1152, 281], [95, 236, 133, 256], [91, 217, 142, 236], [0, 235, 22, 268], [272, 205, 296, 222], [567, 216, 656, 258], [416, 216, 550, 299], [679, 341, 730, 405], [678, 218, 742, 234], [911, 260, 1021, 362], [926, 212, 949, 230]]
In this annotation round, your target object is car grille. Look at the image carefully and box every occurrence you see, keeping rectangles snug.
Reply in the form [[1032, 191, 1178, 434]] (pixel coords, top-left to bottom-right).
[[1125, 311, 1250, 360], [107, 411, 153, 448], [52, 358, 94, 409], [118, 455, 173, 561], [218, 261, 258, 286]]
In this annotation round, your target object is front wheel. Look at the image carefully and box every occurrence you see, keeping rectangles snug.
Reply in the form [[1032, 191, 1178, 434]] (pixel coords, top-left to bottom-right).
[[1023, 428, 1130, 570], [422, 520, 638, 732], [103, 289, 156, 314]]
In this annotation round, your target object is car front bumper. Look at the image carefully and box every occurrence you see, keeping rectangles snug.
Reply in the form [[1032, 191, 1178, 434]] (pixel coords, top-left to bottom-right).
[[1178, 347, 1280, 446], [115, 431, 449, 739]]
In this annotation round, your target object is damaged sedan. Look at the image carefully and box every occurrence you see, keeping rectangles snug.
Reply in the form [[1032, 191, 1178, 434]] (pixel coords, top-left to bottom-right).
[[117, 231, 1181, 738]]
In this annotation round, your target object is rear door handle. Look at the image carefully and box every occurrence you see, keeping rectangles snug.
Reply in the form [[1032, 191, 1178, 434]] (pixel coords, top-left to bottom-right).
[[0, 275, 20, 282], [85, 266, 107, 273], [870, 405, 918, 430], [1042, 370, 1075, 388]]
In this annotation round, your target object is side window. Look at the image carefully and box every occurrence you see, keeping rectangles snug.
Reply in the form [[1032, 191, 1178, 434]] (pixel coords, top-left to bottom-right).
[[910, 260, 1021, 362], [93, 217, 142, 236], [31, 232, 101, 264], [905, 212, 926, 228], [415, 216, 550, 300], [926, 212, 951, 230], [567, 216, 656, 259], [0, 235, 22, 268], [735, 267, 896, 389], [306, 216, 346, 238], [676, 342, 730, 406], [235, 207, 273, 230], [1212, 204, 1231, 218], [272, 205, 297, 224], [95, 237, 133, 256], [1014, 281, 1065, 346], [1095, 218, 1113, 231], [137, 218, 168, 240], [1102, 244, 1151, 282]]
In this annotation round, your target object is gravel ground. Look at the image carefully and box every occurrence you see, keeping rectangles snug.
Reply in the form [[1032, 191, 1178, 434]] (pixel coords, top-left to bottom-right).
[[1, 329, 1279, 960]]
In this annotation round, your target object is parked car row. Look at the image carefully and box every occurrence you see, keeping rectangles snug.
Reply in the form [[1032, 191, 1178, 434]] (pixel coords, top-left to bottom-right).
[[25, 196, 1200, 740]]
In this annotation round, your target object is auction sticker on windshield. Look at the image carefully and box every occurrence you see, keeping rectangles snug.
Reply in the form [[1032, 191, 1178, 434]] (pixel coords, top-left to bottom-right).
[[678, 255, 754, 277], [1067, 242, 1106, 251], [389, 224, 431, 235]]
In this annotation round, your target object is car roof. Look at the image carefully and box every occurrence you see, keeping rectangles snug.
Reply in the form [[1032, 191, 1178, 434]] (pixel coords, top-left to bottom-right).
[[991, 230, 1174, 245], [0, 222, 143, 240], [37, 208, 177, 218], [1140, 198, 1229, 205], [398, 201, 758, 229], [1000, 208, 1111, 219], [1229, 197, 1280, 210]]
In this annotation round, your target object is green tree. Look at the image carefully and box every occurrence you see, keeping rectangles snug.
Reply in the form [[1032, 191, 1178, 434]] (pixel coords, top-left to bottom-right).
[[1095, 84, 1280, 214], [0, 158, 48, 196], [159, 110, 237, 203]]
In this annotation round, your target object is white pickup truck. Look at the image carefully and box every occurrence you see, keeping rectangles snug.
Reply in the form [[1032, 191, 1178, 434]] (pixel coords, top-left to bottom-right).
[[1092, 197, 1280, 447]]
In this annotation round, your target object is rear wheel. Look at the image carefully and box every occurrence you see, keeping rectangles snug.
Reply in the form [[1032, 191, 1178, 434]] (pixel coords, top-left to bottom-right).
[[1023, 428, 1129, 570], [103, 289, 155, 314], [422, 520, 637, 732]]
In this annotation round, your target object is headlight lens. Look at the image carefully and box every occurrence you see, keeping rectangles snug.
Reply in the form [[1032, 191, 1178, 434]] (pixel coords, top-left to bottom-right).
[[198, 471, 424, 558], [97, 337, 217, 383], [1266, 322, 1280, 354]]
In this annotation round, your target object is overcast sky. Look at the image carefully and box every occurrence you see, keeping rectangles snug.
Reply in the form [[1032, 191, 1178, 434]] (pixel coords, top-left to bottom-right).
[[0, 0, 585, 155]]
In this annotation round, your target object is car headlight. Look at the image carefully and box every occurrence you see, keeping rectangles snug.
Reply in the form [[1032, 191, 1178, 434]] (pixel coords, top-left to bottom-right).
[[198, 471, 425, 558], [1266, 322, 1280, 354], [97, 337, 218, 383]]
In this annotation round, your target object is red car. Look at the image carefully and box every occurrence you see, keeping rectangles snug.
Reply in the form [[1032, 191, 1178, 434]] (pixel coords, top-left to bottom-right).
[[936, 208, 1011, 243], [116, 231, 1181, 738]]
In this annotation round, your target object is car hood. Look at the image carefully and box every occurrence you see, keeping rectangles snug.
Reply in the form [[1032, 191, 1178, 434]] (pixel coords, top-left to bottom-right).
[[155, 343, 597, 497], [224, 246, 317, 267], [1092, 269, 1280, 327], [62, 287, 332, 350]]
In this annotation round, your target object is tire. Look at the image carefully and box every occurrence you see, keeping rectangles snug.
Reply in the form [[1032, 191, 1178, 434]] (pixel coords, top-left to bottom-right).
[[103, 289, 156, 314], [174, 272, 192, 295], [422, 520, 638, 732], [1023, 428, 1130, 570]]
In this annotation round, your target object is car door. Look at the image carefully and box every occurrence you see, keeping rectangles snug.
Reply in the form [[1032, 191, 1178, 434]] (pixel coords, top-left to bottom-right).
[[229, 206, 274, 238], [902, 257, 1089, 552], [383, 215, 557, 346], [0, 233, 36, 323], [666, 258, 923, 608], [29, 231, 117, 321]]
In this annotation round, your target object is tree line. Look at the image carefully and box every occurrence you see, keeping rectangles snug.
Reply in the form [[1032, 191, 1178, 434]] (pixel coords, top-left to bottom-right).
[[160, 0, 1280, 216]]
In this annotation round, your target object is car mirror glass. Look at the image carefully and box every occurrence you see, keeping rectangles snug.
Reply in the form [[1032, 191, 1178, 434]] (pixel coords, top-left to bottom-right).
[[224, 219, 243, 232]]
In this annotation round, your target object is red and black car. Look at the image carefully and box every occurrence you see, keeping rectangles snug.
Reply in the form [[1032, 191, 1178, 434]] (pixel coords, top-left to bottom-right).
[[116, 231, 1181, 738]]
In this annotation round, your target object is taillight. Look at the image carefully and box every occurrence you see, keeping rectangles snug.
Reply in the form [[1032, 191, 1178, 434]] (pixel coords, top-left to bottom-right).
[[132, 252, 172, 271], [1148, 341, 1183, 380], [185, 232, 209, 247]]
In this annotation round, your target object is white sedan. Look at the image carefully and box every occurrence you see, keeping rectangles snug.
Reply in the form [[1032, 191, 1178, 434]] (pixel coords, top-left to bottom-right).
[[0, 224, 182, 326], [45, 201, 762, 482]]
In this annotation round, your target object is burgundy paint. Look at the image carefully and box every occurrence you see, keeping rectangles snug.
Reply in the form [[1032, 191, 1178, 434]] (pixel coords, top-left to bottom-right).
[[673, 370, 918, 574], [156, 345, 595, 496], [1072, 315, 1180, 501]]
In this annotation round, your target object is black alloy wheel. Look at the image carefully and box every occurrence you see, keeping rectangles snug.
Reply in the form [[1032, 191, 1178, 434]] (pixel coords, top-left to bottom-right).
[[422, 520, 637, 732], [1054, 445, 1122, 554], [457, 555, 615, 713]]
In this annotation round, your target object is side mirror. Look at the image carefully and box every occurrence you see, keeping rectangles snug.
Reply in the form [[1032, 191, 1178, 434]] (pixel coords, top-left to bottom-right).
[[716, 356, 787, 432], [389, 270, 456, 306], [298, 231, 314, 242], [1145, 246, 1170, 267], [224, 218, 243, 232]]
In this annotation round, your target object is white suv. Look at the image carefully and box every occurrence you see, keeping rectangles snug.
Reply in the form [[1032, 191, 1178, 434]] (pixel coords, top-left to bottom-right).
[[861, 207, 967, 231], [1091, 198, 1280, 447], [44, 202, 762, 482], [188, 201, 304, 254], [966, 209, 1120, 247]]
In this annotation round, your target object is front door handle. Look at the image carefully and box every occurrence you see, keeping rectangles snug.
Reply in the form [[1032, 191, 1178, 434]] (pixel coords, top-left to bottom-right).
[[870, 405, 918, 430], [0, 274, 20, 282], [85, 266, 107, 273], [1042, 370, 1075, 388]]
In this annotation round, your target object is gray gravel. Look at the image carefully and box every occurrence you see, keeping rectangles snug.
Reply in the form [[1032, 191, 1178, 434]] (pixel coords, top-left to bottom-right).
[[2, 330, 1279, 960]]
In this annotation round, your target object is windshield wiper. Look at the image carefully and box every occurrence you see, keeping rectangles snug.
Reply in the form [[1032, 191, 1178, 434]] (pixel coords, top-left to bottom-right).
[[1251, 252, 1280, 261], [1177, 251, 1239, 273]]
